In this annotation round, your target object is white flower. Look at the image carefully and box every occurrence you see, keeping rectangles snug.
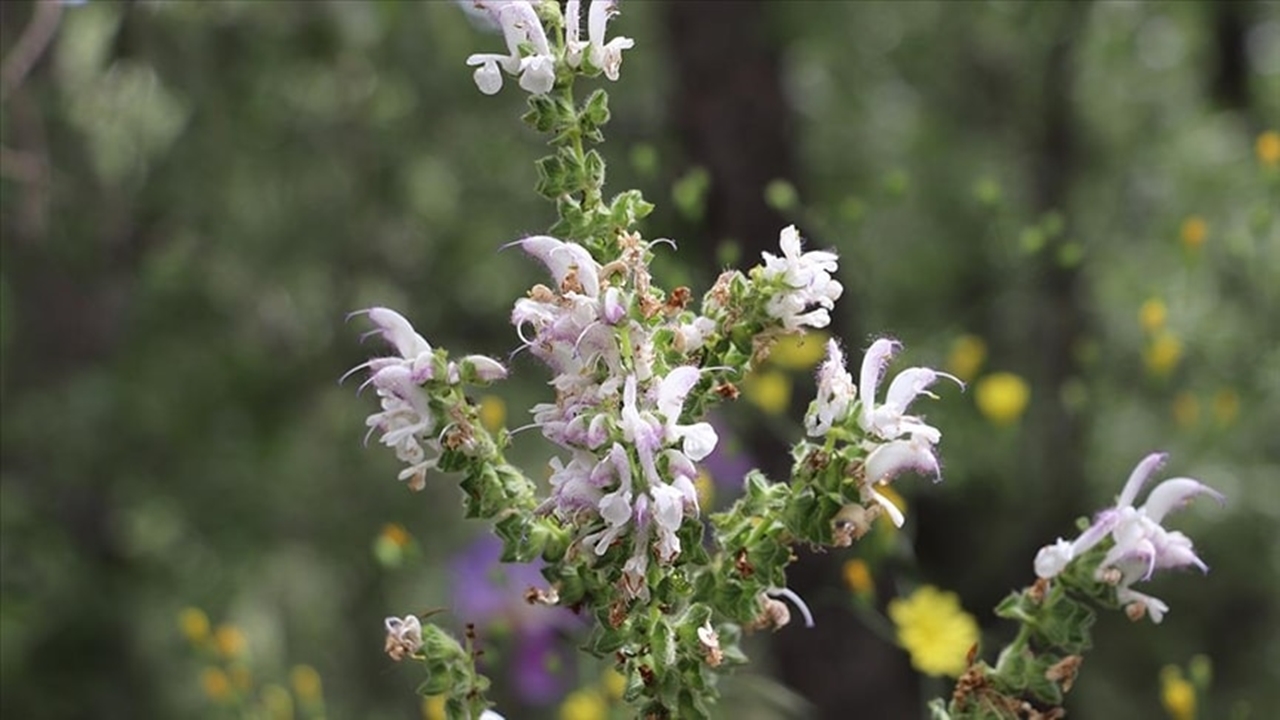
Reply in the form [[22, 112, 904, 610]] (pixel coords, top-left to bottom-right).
[[383, 615, 423, 661], [849, 338, 959, 527], [563, 0, 590, 67], [464, 1, 556, 96], [1033, 453, 1224, 623], [805, 339, 856, 436], [673, 315, 716, 353], [653, 366, 719, 461], [760, 226, 843, 330], [586, 0, 634, 80], [857, 338, 960, 446]]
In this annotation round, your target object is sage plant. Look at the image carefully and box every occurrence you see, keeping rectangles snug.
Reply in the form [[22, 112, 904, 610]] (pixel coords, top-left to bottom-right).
[[345, 2, 1223, 718]]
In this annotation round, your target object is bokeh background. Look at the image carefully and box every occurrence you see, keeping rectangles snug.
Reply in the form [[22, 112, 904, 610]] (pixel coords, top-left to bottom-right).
[[2, 1, 1278, 719]]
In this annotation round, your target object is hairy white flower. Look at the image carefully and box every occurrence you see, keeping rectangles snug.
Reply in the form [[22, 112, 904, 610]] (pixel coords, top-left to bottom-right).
[[464, 1, 556, 96], [586, 0, 634, 80], [858, 338, 961, 447], [383, 615, 423, 661], [760, 226, 843, 330], [1033, 453, 1224, 623], [805, 339, 857, 436]]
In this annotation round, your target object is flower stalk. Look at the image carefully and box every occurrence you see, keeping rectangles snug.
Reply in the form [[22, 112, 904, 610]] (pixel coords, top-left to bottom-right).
[[344, 3, 1225, 718]]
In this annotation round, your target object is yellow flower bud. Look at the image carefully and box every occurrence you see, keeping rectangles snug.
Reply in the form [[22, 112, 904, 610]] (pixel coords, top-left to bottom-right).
[[213, 624, 246, 659], [742, 369, 791, 415], [601, 667, 627, 701], [200, 667, 232, 702], [946, 334, 987, 383], [1179, 216, 1207, 251], [1144, 333, 1183, 378], [1160, 665, 1197, 720], [290, 665, 323, 704], [974, 372, 1031, 426], [559, 689, 607, 720], [478, 394, 507, 431], [1257, 130, 1280, 168], [1139, 298, 1167, 334], [178, 607, 210, 645], [842, 558, 875, 597], [768, 332, 829, 370]]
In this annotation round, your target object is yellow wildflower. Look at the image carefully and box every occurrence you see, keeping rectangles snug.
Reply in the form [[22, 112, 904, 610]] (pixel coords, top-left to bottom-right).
[[601, 667, 627, 701], [559, 689, 608, 720], [1139, 298, 1167, 334], [478, 394, 507, 432], [381, 522, 411, 548], [178, 607, 210, 645], [1144, 333, 1183, 378], [200, 667, 232, 702], [290, 665, 323, 705], [422, 695, 447, 720], [742, 368, 791, 415], [974, 372, 1031, 426], [1180, 216, 1207, 251], [1160, 665, 1197, 720], [1212, 388, 1240, 426], [768, 332, 829, 370], [1257, 130, 1280, 168], [1172, 392, 1200, 429], [694, 470, 715, 509], [887, 586, 979, 678], [229, 662, 252, 691], [213, 624, 246, 659], [842, 558, 875, 597], [262, 684, 294, 720], [946, 335, 987, 383]]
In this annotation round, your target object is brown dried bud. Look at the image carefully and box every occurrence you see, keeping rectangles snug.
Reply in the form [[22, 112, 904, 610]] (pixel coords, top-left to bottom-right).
[[1045, 654, 1083, 693]]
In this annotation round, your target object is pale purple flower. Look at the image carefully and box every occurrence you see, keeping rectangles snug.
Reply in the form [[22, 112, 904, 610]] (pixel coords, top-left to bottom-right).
[[760, 226, 843, 330], [1033, 453, 1224, 623], [347, 308, 444, 490], [511, 236, 624, 380]]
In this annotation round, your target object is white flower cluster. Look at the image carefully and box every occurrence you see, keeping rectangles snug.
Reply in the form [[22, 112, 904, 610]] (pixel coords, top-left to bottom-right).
[[1034, 453, 1223, 623], [513, 235, 707, 599], [760, 226, 844, 330], [805, 338, 961, 527], [463, 0, 633, 96], [348, 307, 507, 490]]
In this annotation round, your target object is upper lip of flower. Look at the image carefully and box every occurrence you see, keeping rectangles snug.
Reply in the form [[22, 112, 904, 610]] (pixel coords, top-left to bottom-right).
[[857, 338, 961, 443]]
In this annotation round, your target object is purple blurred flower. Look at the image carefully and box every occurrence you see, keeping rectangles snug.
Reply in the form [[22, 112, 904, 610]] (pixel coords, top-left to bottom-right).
[[702, 414, 756, 493], [450, 535, 580, 704]]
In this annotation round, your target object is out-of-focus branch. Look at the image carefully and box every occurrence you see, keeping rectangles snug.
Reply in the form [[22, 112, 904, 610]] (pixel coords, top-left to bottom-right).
[[1, 0, 63, 102]]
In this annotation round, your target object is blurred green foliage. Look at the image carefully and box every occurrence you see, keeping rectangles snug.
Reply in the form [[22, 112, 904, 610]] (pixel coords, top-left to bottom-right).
[[2, 1, 1277, 719]]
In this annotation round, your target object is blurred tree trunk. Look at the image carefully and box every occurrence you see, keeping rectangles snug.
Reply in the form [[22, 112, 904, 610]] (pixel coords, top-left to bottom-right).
[[1211, 1, 1250, 112], [1, 3, 157, 717], [664, 3, 917, 717]]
